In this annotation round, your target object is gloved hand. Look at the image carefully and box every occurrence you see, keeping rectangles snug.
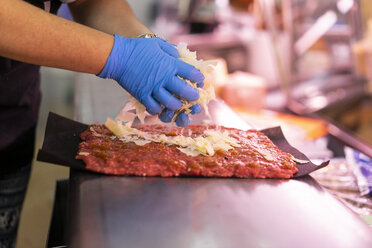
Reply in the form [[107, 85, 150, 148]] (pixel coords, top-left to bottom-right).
[[98, 34, 204, 126], [159, 104, 202, 126]]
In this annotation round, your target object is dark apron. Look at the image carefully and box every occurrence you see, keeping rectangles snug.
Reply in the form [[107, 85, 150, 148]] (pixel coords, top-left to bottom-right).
[[0, 2, 64, 247], [0, 0, 62, 174]]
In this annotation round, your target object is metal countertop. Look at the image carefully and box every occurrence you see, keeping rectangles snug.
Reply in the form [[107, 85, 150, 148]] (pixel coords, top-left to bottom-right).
[[69, 75, 372, 248]]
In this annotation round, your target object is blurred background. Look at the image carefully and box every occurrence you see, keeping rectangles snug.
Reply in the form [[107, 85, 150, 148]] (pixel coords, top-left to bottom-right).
[[17, 0, 372, 247]]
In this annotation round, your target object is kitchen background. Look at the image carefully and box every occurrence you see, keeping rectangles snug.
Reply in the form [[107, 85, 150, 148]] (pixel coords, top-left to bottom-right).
[[16, 0, 372, 247]]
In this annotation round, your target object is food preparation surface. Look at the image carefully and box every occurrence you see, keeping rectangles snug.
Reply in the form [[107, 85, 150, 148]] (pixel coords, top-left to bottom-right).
[[69, 75, 372, 247], [68, 170, 372, 248]]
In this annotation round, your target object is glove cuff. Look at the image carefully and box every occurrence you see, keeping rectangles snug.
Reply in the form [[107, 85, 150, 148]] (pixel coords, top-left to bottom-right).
[[97, 34, 126, 79]]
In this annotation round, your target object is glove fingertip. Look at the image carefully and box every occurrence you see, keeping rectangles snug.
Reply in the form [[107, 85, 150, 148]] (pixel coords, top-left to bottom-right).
[[159, 109, 175, 123], [190, 69, 205, 83], [184, 87, 200, 102], [190, 104, 202, 115], [158, 40, 180, 58], [141, 96, 162, 115], [197, 81, 204, 88], [176, 112, 190, 127]]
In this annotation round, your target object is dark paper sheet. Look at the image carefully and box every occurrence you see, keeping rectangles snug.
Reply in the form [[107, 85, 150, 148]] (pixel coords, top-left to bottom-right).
[[37, 112, 329, 178], [37, 113, 87, 170]]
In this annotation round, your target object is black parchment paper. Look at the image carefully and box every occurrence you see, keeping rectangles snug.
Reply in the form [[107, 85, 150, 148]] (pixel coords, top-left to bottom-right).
[[37, 112, 329, 178], [260, 127, 329, 177], [37, 112, 87, 170]]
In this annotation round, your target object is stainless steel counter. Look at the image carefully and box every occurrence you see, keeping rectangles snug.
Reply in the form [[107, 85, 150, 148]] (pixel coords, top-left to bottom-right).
[[69, 74, 372, 248]]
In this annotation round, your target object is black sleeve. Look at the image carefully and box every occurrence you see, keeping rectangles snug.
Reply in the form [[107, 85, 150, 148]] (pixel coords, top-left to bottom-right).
[[24, 0, 62, 14]]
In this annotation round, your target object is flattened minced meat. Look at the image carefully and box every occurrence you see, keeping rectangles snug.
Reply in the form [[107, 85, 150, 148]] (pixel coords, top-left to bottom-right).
[[76, 124, 298, 178]]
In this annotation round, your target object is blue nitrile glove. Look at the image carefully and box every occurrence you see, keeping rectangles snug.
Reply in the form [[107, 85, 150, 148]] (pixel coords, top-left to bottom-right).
[[98, 34, 204, 126], [159, 104, 202, 126]]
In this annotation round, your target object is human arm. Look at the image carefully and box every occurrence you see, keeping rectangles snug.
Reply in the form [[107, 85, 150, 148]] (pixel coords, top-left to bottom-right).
[[0, 0, 203, 126], [68, 0, 204, 125], [68, 0, 152, 38], [0, 0, 113, 74]]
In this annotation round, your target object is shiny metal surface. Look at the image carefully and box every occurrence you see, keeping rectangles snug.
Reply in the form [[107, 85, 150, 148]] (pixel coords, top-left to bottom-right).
[[71, 74, 372, 248], [69, 171, 372, 248]]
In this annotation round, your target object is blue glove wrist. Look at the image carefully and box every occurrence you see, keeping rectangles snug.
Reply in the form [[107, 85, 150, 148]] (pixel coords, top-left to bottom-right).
[[97, 35, 129, 80]]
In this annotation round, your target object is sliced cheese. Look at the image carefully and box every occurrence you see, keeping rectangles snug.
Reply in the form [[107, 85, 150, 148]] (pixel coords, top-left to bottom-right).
[[289, 154, 309, 164], [78, 152, 90, 156], [104, 118, 241, 156]]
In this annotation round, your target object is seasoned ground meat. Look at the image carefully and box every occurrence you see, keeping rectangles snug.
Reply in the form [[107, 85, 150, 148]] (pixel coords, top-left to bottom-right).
[[76, 124, 298, 178]]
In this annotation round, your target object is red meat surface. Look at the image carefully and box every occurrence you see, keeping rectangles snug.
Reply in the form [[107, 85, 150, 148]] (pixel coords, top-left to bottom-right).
[[76, 124, 298, 178]]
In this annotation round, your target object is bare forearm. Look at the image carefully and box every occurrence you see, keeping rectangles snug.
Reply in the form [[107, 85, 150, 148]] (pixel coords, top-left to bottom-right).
[[68, 0, 153, 38], [0, 0, 113, 74]]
